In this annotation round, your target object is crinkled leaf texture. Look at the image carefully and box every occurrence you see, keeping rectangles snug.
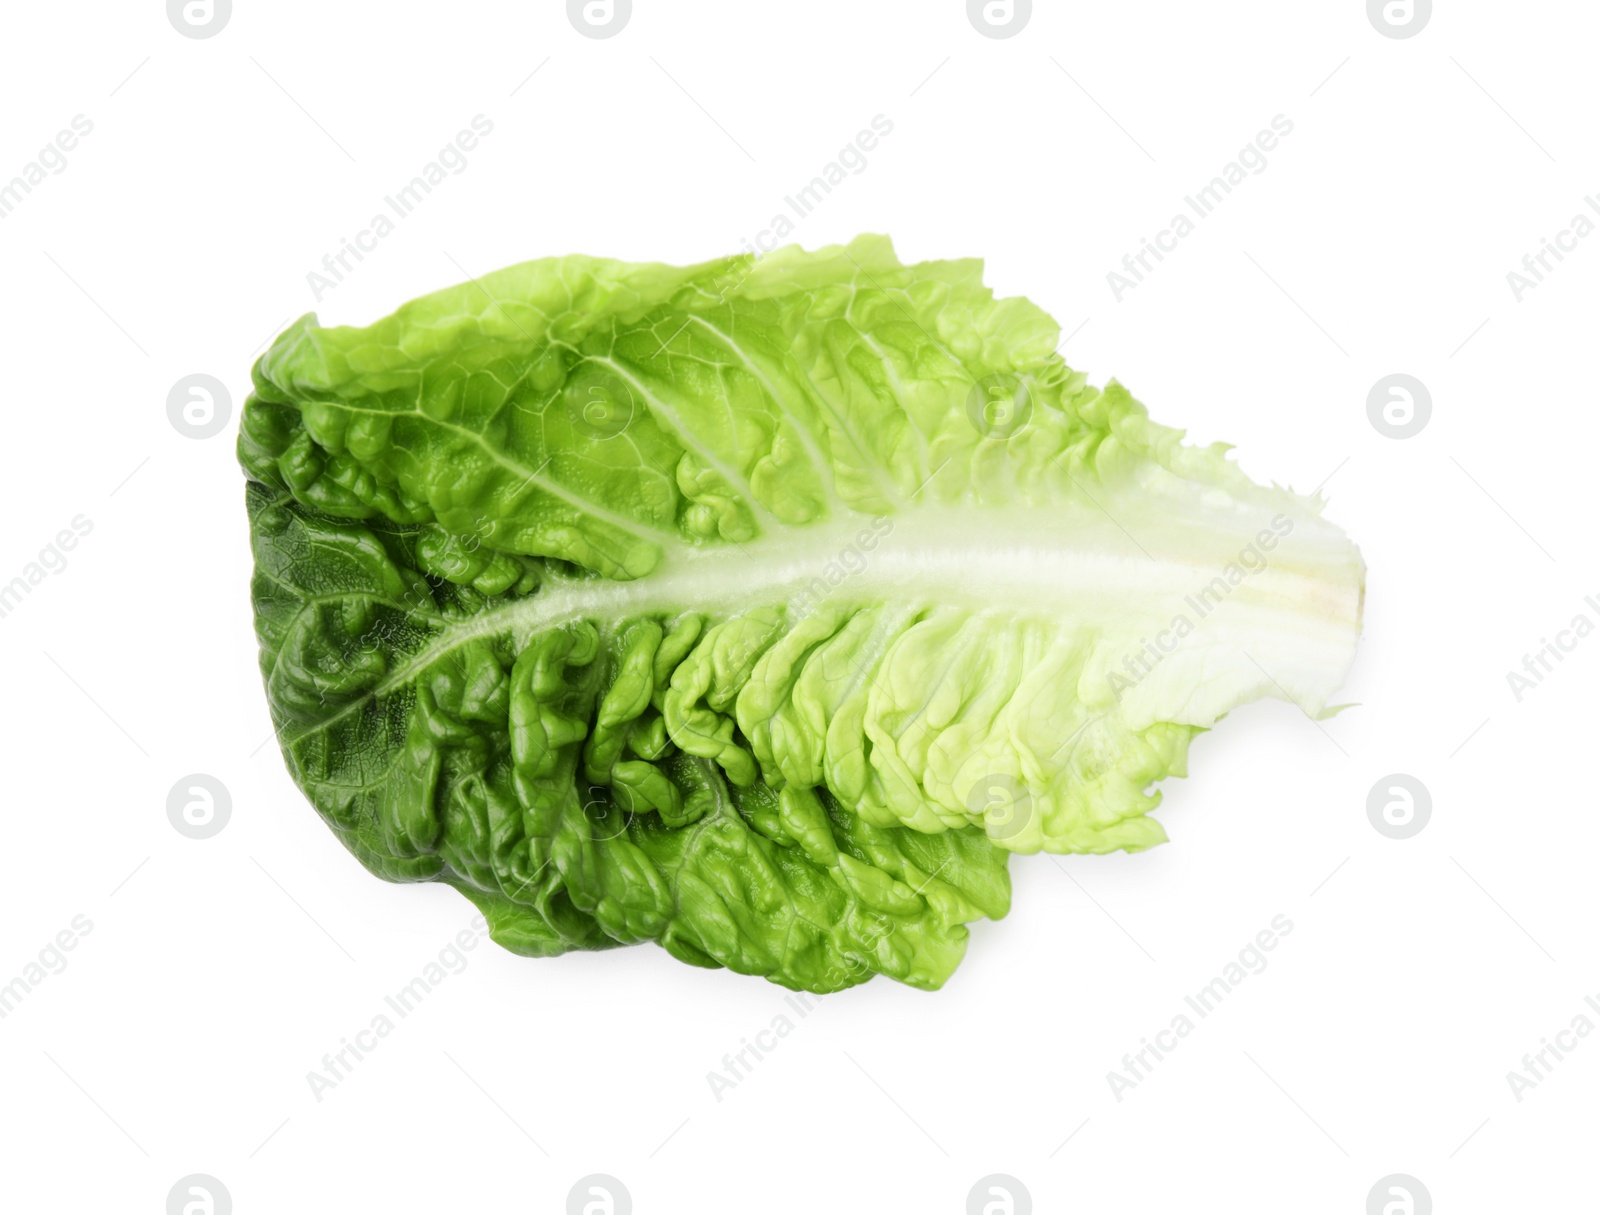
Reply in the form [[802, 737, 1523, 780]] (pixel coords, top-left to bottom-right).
[[242, 235, 1363, 992]]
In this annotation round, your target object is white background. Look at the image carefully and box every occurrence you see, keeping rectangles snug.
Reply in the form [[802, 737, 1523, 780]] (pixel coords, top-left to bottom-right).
[[0, 2, 1594, 1211]]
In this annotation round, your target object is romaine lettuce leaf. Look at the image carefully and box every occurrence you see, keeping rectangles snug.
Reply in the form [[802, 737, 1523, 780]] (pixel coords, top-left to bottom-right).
[[241, 235, 1362, 991]]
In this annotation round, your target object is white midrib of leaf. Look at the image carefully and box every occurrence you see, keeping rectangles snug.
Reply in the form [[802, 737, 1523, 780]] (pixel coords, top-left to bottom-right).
[[279, 498, 1363, 748]]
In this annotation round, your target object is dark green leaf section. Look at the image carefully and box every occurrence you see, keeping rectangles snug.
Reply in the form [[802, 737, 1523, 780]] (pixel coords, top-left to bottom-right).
[[248, 484, 1010, 991]]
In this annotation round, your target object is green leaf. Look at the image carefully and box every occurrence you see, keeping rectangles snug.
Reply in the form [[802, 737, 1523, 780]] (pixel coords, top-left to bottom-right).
[[243, 235, 1363, 991]]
